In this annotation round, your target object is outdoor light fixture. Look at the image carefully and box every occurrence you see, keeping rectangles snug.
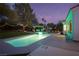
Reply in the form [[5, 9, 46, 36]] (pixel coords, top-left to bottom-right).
[[38, 32, 43, 35], [64, 24, 66, 31]]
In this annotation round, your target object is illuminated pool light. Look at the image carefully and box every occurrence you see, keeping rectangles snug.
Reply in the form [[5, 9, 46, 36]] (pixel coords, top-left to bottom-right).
[[38, 32, 43, 35]]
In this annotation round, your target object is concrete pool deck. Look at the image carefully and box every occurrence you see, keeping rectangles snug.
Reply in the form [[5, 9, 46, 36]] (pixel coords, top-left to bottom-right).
[[29, 33, 79, 56], [29, 45, 79, 56], [1, 33, 79, 56]]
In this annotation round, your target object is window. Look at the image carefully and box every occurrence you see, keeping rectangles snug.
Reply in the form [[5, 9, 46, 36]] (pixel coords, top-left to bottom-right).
[[70, 22, 72, 32]]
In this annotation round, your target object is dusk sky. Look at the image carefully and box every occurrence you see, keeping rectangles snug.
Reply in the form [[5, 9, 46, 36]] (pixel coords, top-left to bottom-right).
[[30, 3, 77, 24]]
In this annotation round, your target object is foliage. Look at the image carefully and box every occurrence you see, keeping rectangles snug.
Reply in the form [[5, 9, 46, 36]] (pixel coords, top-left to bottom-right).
[[56, 21, 63, 32]]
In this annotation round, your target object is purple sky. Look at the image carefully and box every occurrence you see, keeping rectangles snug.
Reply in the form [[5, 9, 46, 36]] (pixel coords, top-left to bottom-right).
[[30, 3, 77, 24]]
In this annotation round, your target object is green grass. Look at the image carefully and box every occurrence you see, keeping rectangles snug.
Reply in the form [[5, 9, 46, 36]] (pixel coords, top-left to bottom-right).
[[0, 31, 32, 39]]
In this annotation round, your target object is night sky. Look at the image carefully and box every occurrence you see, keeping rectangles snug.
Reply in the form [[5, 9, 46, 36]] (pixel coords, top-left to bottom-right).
[[30, 3, 77, 24]]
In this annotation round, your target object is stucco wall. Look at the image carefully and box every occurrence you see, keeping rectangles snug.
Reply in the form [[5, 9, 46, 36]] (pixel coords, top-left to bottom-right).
[[65, 10, 73, 41], [72, 6, 79, 41]]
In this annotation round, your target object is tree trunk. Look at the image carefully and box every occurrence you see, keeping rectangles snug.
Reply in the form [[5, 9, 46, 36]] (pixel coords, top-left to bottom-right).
[[23, 26, 25, 32]]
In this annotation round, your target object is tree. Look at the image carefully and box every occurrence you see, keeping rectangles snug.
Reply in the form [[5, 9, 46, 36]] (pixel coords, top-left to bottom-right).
[[7, 10, 19, 25], [0, 3, 19, 26], [0, 4, 9, 27], [47, 23, 55, 32], [56, 21, 63, 32], [47, 23, 55, 28], [0, 15, 6, 26], [31, 13, 38, 26], [15, 3, 34, 31], [39, 23, 44, 26], [24, 3, 33, 26]]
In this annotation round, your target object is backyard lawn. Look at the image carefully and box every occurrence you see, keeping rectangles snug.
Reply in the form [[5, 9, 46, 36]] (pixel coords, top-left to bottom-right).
[[0, 31, 32, 39]]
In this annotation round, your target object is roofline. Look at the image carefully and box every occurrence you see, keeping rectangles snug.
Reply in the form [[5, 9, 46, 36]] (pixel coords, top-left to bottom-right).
[[65, 4, 79, 22], [65, 8, 71, 22], [71, 4, 79, 9]]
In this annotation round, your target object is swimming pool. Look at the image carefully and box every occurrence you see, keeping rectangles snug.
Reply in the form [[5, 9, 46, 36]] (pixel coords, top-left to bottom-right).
[[5, 34, 50, 47]]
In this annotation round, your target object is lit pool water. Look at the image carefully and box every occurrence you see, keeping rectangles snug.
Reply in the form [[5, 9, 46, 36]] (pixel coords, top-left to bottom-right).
[[5, 34, 50, 47]]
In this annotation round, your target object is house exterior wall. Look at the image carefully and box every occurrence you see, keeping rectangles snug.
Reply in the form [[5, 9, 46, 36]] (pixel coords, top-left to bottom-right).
[[72, 6, 79, 41], [65, 10, 73, 41]]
